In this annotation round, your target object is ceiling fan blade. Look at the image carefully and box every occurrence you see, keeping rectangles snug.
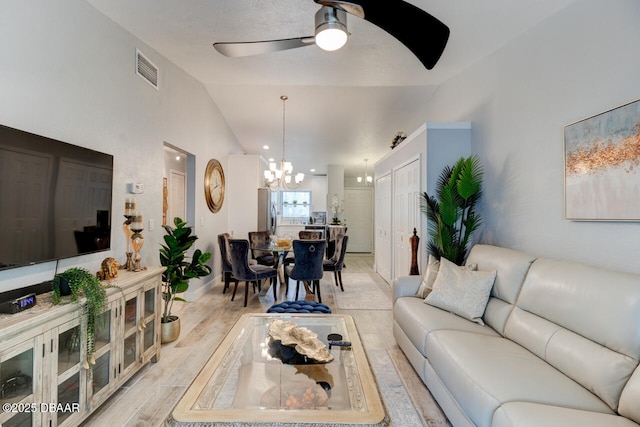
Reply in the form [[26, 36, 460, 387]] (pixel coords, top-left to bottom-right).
[[318, 0, 449, 69], [314, 1, 365, 19], [214, 37, 315, 57]]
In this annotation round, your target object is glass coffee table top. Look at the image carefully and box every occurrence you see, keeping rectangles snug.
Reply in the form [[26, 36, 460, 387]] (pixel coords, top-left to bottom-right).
[[170, 314, 387, 426]]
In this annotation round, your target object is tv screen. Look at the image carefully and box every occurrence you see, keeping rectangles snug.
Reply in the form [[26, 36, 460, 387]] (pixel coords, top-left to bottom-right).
[[0, 124, 113, 270]]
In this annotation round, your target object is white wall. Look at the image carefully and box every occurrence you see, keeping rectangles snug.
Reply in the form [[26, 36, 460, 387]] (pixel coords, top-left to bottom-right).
[[420, 0, 640, 273], [0, 0, 244, 291]]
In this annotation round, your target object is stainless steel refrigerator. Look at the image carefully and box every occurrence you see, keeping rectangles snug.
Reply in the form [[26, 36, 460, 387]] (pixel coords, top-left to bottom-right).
[[257, 188, 277, 235]]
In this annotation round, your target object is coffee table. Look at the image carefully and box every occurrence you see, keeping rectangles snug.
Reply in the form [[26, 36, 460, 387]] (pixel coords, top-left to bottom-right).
[[169, 313, 388, 426]]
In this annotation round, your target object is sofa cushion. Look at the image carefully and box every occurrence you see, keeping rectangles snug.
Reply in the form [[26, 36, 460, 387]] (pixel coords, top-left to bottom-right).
[[492, 402, 639, 427], [506, 307, 637, 411], [425, 330, 613, 427], [465, 245, 536, 334], [394, 297, 499, 357], [619, 365, 640, 423], [506, 258, 640, 410], [425, 258, 496, 325], [465, 244, 536, 306]]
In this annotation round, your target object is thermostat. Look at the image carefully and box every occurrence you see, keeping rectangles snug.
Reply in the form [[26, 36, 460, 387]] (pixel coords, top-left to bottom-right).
[[127, 183, 144, 194]]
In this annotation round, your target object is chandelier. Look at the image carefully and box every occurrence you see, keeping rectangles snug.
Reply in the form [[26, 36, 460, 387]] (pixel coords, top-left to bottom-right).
[[264, 95, 304, 190], [357, 158, 373, 185]]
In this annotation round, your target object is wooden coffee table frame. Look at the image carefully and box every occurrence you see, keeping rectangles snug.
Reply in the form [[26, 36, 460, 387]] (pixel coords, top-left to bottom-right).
[[169, 313, 388, 426]]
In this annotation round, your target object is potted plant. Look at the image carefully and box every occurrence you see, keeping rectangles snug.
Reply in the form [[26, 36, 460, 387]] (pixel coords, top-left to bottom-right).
[[330, 194, 343, 224], [159, 217, 212, 343], [52, 267, 108, 370], [420, 154, 484, 265]]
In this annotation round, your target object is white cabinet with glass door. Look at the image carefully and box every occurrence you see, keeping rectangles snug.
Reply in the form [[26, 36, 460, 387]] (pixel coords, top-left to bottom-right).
[[0, 266, 163, 426], [0, 305, 87, 427]]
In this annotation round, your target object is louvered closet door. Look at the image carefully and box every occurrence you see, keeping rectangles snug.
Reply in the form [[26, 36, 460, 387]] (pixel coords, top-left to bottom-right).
[[374, 173, 392, 283], [393, 159, 420, 281]]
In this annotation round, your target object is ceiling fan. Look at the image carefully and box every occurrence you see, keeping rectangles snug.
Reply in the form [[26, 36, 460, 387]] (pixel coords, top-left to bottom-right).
[[213, 0, 450, 70]]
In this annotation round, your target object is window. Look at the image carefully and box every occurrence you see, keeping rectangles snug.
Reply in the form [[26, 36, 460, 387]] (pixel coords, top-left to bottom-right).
[[281, 191, 311, 219]]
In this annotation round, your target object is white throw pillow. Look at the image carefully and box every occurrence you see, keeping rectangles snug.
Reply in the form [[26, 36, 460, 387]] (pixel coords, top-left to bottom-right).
[[415, 255, 440, 298], [425, 257, 496, 325], [415, 256, 478, 299]]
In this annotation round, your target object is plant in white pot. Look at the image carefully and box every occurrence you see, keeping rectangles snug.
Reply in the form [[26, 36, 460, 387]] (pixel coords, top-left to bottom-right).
[[159, 217, 212, 343]]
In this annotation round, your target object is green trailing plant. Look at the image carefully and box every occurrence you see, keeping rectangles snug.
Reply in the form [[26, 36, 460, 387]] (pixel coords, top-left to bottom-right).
[[159, 217, 212, 323], [420, 154, 484, 265], [52, 267, 107, 369]]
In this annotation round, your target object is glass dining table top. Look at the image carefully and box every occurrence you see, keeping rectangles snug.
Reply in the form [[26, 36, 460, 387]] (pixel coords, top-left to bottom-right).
[[169, 313, 387, 426]]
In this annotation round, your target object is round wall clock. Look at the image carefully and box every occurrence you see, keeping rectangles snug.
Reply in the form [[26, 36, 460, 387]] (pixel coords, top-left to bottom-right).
[[204, 159, 225, 213]]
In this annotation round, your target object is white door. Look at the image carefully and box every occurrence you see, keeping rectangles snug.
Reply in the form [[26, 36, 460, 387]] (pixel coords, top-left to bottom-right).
[[393, 159, 421, 280], [169, 170, 186, 224], [343, 188, 373, 252], [375, 173, 392, 283]]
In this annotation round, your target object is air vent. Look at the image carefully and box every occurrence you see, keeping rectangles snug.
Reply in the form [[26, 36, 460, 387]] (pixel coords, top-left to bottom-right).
[[136, 49, 159, 90]]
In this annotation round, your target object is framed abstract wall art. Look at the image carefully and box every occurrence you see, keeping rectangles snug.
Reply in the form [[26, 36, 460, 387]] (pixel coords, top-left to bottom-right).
[[564, 99, 640, 221]]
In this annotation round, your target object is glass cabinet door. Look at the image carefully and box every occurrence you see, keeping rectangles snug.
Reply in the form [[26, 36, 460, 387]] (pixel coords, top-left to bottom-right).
[[143, 287, 156, 354], [89, 305, 114, 403], [0, 341, 35, 427], [122, 294, 138, 372], [56, 321, 84, 426]]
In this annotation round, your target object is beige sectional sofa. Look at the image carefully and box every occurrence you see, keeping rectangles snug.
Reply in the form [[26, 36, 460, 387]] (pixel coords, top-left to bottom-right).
[[393, 244, 640, 427]]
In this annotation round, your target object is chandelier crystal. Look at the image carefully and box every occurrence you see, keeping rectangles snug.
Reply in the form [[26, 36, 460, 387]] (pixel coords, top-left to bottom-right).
[[264, 95, 304, 190], [356, 158, 373, 185]]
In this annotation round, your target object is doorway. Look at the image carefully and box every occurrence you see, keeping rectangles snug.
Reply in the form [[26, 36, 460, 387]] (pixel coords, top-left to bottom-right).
[[163, 144, 193, 226], [343, 187, 373, 253]]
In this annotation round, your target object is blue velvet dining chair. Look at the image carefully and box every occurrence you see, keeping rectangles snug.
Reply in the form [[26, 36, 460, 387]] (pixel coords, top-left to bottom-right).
[[217, 233, 238, 294], [248, 231, 275, 266], [285, 239, 326, 303], [323, 234, 348, 292], [227, 239, 278, 306]]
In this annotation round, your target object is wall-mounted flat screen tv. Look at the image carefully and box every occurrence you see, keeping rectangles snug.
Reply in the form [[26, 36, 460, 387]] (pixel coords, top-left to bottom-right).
[[0, 124, 113, 271]]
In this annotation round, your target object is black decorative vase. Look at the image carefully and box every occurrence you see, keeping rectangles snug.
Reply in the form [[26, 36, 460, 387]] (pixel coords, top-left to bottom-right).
[[58, 277, 72, 296]]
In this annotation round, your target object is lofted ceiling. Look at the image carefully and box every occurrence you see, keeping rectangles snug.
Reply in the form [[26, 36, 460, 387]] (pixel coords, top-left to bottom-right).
[[86, 0, 577, 177]]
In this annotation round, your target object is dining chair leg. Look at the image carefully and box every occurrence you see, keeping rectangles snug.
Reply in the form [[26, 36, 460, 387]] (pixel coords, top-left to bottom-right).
[[333, 271, 339, 287], [272, 276, 278, 302], [244, 281, 249, 307], [315, 280, 322, 303], [231, 280, 239, 301], [295, 281, 301, 301], [338, 271, 344, 292]]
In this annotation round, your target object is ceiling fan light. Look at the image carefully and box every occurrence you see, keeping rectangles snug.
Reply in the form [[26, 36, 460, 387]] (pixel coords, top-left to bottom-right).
[[315, 6, 348, 52]]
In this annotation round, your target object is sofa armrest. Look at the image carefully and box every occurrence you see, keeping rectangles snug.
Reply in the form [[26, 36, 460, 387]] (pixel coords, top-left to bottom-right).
[[393, 275, 422, 303]]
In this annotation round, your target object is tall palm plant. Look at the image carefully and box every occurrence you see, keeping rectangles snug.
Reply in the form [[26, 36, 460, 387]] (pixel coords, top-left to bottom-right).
[[420, 155, 484, 265]]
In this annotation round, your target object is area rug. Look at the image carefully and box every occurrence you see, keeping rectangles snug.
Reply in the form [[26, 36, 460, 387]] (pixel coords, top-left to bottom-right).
[[332, 273, 392, 310], [367, 349, 424, 426]]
